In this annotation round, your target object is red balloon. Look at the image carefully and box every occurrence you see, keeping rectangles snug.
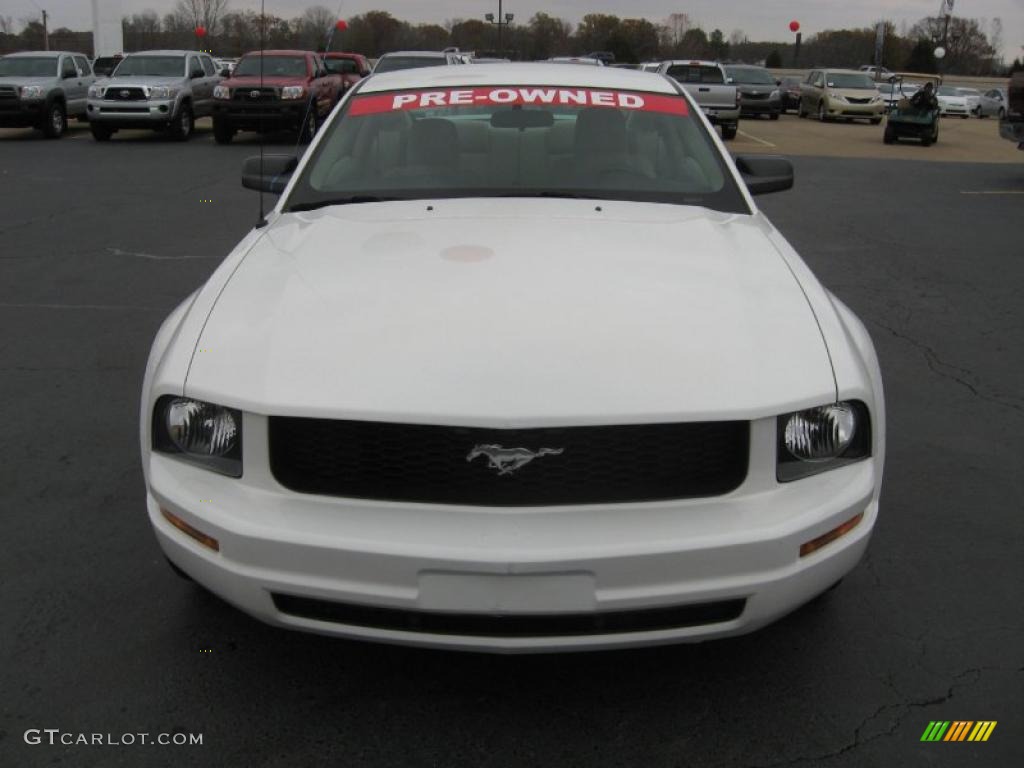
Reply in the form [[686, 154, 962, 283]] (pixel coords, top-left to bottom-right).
[[195, 26, 207, 37], [335, 19, 348, 31], [789, 20, 800, 33]]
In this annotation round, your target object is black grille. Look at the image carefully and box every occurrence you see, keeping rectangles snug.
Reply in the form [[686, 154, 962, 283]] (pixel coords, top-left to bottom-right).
[[268, 418, 749, 506], [272, 593, 747, 637], [846, 97, 872, 104], [105, 87, 147, 101], [233, 87, 277, 100]]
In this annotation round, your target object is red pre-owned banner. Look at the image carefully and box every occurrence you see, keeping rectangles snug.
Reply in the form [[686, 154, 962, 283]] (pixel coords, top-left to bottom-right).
[[349, 87, 690, 117]]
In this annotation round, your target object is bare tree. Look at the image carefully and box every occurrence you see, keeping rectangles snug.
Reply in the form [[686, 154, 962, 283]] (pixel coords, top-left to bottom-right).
[[296, 5, 334, 50], [174, 0, 229, 37], [728, 28, 747, 47], [0, 15, 15, 35], [990, 17, 1003, 67], [662, 13, 690, 47]]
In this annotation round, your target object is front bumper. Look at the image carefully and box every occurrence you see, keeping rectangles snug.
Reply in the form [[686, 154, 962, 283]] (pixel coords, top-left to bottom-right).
[[699, 105, 740, 125], [825, 100, 884, 118], [87, 98, 177, 126], [739, 96, 781, 115], [146, 414, 879, 652], [939, 104, 968, 116], [0, 98, 46, 127], [212, 100, 307, 131]]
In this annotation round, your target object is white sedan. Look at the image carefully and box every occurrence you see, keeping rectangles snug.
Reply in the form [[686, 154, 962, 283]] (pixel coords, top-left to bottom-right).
[[141, 64, 885, 653], [937, 85, 970, 118]]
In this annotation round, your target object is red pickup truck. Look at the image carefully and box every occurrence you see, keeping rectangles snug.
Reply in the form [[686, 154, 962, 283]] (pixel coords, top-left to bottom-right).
[[211, 49, 342, 144], [322, 52, 371, 98]]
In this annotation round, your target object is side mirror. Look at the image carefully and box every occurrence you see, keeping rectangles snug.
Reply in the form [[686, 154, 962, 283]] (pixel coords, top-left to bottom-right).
[[734, 155, 794, 196], [726, 77, 734, 84], [242, 155, 298, 194], [361, 70, 371, 77], [219, 68, 231, 78], [775, 79, 781, 86], [190, 70, 203, 79], [63, 70, 77, 79]]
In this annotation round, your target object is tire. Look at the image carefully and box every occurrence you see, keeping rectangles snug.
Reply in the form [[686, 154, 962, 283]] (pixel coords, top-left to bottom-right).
[[720, 123, 737, 141], [90, 122, 113, 142], [998, 107, 1005, 120], [931, 123, 939, 145], [213, 118, 234, 145], [798, 101, 807, 118], [883, 125, 895, 144], [41, 100, 66, 138], [298, 106, 318, 144], [167, 102, 193, 141], [817, 101, 828, 122], [769, 111, 779, 121]]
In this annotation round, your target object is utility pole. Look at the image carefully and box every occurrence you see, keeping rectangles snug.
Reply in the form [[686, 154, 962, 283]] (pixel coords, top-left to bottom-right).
[[484, 2, 514, 57], [42, 9, 49, 51]]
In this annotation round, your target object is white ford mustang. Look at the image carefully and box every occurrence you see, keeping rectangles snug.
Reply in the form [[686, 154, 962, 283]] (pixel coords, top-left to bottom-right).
[[141, 64, 885, 652]]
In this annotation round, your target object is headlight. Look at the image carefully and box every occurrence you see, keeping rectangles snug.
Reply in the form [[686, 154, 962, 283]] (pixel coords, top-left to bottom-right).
[[281, 85, 306, 100], [213, 85, 230, 99], [152, 396, 242, 476], [88, 85, 105, 98], [828, 92, 845, 102], [777, 401, 871, 482], [20, 85, 45, 99], [148, 86, 179, 100]]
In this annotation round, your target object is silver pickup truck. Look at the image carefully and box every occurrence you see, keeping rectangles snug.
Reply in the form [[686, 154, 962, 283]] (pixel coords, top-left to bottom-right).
[[0, 51, 95, 138], [658, 60, 740, 140]]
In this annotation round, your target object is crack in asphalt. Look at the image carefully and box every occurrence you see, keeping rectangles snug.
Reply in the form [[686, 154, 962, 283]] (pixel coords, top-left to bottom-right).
[[106, 247, 217, 261], [749, 668, 987, 768], [869, 319, 1024, 415]]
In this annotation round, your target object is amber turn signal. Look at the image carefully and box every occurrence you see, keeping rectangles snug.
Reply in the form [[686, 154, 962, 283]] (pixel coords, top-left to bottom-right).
[[161, 507, 220, 552], [799, 512, 863, 558]]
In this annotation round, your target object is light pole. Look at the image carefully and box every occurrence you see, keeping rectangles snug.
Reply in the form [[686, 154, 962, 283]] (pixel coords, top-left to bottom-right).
[[484, 2, 514, 57]]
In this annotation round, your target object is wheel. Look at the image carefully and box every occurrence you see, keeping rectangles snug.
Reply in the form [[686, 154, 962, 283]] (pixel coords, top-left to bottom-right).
[[870, 117, 882, 125], [213, 118, 234, 145], [817, 101, 828, 122], [883, 125, 895, 144], [298, 106, 318, 144], [41, 100, 66, 138], [769, 111, 779, 121], [931, 123, 939, 145], [720, 123, 737, 141], [167, 102, 193, 141], [998, 107, 1006, 120], [797, 99, 807, 118], [89, 122, 113, 141]]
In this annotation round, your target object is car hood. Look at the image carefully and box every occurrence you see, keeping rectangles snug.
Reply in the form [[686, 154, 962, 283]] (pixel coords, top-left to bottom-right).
[[184, 199, 837, 425], [738, 85, 777, 94], [0, 76, 54, 87], [833, 88, 878, 99], [223, 75, 309, 88], [938, 94, 966, 103], [101, 76, 184, 88]]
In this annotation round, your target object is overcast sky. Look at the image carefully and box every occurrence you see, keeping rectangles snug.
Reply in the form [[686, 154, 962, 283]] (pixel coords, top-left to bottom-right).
[[24, 0, 1024, 59]]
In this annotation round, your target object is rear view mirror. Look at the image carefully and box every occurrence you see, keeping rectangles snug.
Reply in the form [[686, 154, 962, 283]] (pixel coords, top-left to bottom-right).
[[490, 108, 554, 129], [734, 155, 794, 196], [242, 155, 299, 194]]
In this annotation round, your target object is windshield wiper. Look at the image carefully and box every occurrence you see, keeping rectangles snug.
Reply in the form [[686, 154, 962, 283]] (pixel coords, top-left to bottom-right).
[[501, 191, 585, 199], [287, 195, 405, 212]]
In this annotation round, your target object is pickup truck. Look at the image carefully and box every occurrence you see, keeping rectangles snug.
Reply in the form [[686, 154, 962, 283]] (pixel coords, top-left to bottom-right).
[[658, 60, 740, 140], [999, 72, 1024, 150], [211, 49, 342, 145], [0, 51, 95, 138], [322, 52, 371, 100]]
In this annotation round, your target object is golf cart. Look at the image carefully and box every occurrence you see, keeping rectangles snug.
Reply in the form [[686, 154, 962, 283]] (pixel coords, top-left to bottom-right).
[[884, 73, 942, 146]]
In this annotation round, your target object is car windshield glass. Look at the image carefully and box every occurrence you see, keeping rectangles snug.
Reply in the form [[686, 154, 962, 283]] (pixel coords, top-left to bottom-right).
[[113, 56, 185, 77], [826, 73, 875, 89], [286, 85, 746, 215], [375, 56, 446, 73], [937, 86, 958, 96], [0, 56, 58, 76], [233, 56, 308, 77], [956, 88, 979, 96], [665, 65, 724, 84], [325, 58, 359, 75], [727, 68, 775, 85]]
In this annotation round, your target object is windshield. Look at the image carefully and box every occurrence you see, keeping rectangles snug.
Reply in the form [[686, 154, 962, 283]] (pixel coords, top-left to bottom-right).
[[113, 56, 185, 77], [375, 56, 446, 74], [727, 68, 775, 85], [286, 85, 745, 215], [233, 56, 308, 77], [665, 65, 724, 84], [825, 73, 875, 89], [937, 86, 958, 96], [956, 88, 980, 96], [0, 56, 58, 77]]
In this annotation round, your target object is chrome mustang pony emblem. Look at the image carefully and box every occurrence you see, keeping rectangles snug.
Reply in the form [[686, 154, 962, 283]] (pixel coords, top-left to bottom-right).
[[466, 444, 564, 476]]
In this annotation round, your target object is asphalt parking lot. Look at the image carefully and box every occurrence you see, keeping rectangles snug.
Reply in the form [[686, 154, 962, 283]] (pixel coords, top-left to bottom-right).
[[1, 120, 1022, 768]]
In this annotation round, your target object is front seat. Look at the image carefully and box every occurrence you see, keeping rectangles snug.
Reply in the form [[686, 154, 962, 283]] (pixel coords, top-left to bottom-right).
[[385, 118, 469, 184], [573, 108, 634, 181]]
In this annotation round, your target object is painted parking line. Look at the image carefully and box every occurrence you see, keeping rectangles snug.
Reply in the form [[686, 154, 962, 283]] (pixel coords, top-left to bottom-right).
[[738, 130, 776, 148], [959, 190, 1024, 195]]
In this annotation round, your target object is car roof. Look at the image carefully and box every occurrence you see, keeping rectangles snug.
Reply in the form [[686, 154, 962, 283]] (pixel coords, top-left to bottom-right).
[[3, 50, 85, 57], [123, 50, 195, 56], [823, 68, 872, 75], [379, 51, 448, 59], [239, 50, 311, 57], [662, 60, 722, 67], [323, 52, 364, 58], [359, 62, 679, 94]]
